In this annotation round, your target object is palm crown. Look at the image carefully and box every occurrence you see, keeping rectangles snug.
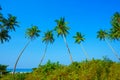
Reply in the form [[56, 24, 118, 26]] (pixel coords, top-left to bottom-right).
[[0, 8, 19, 43], [54, 17, 70, 37], [26, 26, 40, 40], [111, 12, 120, 28], [0, 30, 11, 43], [42, 30, 54, 44], [109, 28, 120, 40], [6, 14, 19, 31], [110, 12, 120, 40], [73, 32, 85, 44], [2, 14, 19, 31], [97, 29, 108, 40]]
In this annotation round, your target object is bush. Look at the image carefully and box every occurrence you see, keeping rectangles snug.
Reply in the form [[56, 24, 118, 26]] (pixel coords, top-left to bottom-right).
[[25, 59, 120, 80], [0, 64, 9, 78], [1, 73, 27, 80], [2, 59, 120, 80]]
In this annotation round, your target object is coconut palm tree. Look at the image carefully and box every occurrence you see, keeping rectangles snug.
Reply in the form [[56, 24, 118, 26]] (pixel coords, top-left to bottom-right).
[[73, 32, 89, 60], [97, 29, 120, 60], [54, 17, 73, 63], [39, 30, 54, 66], [13, 25, 40, 74]]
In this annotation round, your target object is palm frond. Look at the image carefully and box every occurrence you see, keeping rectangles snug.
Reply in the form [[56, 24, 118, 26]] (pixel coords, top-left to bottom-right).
[[26, 25, 40, 40], [42, 30, 54, 44], [73, 32, 85, 44], [54, 17, 70, 37]]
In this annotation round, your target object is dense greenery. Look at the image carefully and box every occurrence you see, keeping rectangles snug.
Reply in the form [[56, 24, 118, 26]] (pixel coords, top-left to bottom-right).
[[0, 64, 9, 78], [25, 59, 120, 80], [1, 59, 120, 80]]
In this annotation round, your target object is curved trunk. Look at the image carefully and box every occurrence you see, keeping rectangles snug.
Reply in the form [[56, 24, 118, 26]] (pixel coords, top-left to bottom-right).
[[39, 42, 48, 66], [13, 40, 30, 75], [80, 43, 89, 60], [62, 34, 73, 63], [105, 39, 120, 60]]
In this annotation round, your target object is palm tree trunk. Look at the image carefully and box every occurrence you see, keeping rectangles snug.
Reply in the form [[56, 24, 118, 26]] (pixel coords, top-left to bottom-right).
[[62, 34, 73, 63], [80, 43, 89, 60], [13, 40, 31, 75], [39, 42, 48, 66], [105, 39, 120, 60]]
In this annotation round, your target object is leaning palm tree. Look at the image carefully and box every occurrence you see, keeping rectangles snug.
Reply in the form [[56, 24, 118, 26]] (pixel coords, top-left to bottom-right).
[[13, 25, 40, 75], [73, 32, 89, 60], [97, 29, 120, 60], [39, 30, 54, 66], [54, 17, 73, 63]]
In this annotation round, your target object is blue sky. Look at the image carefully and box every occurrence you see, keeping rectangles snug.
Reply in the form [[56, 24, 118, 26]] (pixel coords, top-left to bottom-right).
[[0, 0, 120, 68]]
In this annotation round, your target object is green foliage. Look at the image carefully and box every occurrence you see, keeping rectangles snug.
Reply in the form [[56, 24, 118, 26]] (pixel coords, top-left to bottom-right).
[[97, 29, 108, 41], [1, 73, 27, 80], [25, 25, 40, 40], [54, 17, 70, 37], [25, 59, 120, 80], [109, 12, 120, 40], [0, 30, 11, 43], [42, 30, 54, 44], [0, 64, 8, 78], [0, 6, 19, 43], [73, 32, 85, 44], [1, 59, 120, 80]]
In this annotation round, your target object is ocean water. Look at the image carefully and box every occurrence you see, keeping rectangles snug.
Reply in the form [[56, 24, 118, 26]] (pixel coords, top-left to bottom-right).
[[7, 68, 32, 73]]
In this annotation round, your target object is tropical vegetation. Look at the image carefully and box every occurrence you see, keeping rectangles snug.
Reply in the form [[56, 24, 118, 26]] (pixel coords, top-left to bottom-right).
[[1, 6, 120, 79], [1, 59, 120, 80], [0, 64, 8, 78]]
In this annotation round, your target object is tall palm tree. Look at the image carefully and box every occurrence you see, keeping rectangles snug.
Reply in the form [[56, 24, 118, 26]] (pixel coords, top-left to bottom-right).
[[13, 26, 40, 74], [39, 30, 54, 66], [97, 29, 120, 60], [73, 32, 89, 60], [54, 17, 73, 63]]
